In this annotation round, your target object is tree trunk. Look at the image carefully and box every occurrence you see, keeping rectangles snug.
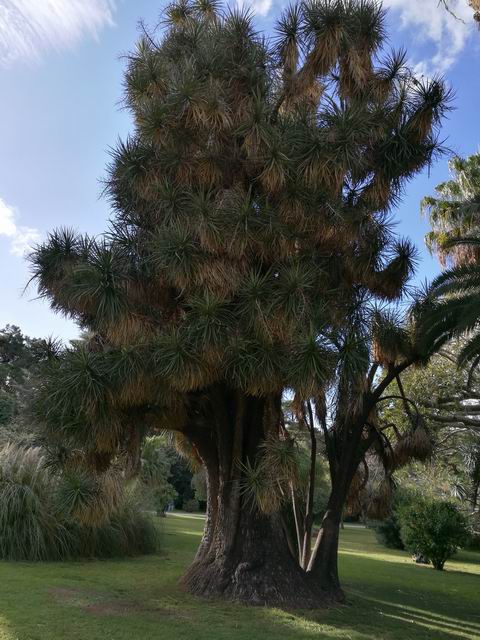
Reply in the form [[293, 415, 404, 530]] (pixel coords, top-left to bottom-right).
[[182, 496, 325, 606], [307, 411, 369, 602], [181, 390, 331, 607], [307, 489, 345, 601], [472, 480, 479, 511]]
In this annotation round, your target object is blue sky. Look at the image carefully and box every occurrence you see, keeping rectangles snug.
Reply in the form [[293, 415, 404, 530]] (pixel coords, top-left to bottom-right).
[[0, 0, 479, 341]]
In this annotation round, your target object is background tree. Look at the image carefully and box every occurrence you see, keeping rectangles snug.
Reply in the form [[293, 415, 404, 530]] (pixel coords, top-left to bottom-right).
[[141, 435, 178, 515], [30, 0, 449, 606], [0, 325, 58, 443], [422, 153, 480, 266], [421, 152, 480, 380], [379, 342, 480, 509]]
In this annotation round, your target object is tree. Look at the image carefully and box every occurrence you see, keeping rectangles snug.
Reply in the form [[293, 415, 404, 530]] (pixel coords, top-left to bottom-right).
[[421, 153, 480, 371], [422, 153, 480, 266], [0, 325, 57, 442], [30, 0, 449, 606], [379, 342, 480, 510], [399, 496, 469, 570], [141, 435, 178, 515]]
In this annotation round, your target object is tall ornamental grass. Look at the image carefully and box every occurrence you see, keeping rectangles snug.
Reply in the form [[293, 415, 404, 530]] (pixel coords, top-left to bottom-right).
[[0, 444, 158, 561]]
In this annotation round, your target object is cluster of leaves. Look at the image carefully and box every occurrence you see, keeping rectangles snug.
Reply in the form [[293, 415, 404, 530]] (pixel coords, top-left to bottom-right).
[[191, 466, 207, 503], [422, 153, 480, 267], [378, 342, 480, 513], [239, 430, 329, 517]]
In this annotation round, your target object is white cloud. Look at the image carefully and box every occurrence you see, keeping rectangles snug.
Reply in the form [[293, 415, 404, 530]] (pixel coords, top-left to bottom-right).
[[0, 198, 41, 257], [236, 0, 274, 17], [0, 0, 116, 66], [383, 0, 473, 75]]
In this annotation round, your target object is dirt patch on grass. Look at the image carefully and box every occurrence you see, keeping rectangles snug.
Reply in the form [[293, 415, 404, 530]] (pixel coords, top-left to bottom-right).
[[49, 586, 176, 618]]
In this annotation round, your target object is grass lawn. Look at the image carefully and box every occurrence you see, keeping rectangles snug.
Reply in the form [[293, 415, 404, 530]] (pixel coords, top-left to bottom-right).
[[0, 513, 478, 640]]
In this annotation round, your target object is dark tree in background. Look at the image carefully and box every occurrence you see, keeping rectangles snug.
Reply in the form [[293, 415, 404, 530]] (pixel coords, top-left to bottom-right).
[[30, 0, 449, 606], [0, 325, 52, 432]]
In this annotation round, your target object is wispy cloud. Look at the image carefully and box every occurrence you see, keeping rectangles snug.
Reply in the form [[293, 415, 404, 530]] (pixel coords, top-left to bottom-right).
[[0, 198, 40, 257], [236, 0, 274, 17], [383, 0, 473, 75], [0, 0, 116, 66]]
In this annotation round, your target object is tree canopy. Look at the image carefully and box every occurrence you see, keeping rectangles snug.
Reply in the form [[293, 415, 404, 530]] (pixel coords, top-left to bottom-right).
[[31, 0, 449, 464]]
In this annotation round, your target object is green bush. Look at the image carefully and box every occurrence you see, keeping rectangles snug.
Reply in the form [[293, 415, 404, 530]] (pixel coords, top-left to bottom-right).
[[465, 512, 480, 550], [0, 444, 159, 561], [466, 532, 480, 550], [399, 497, 469, 570], [371, 489, 414, 550], [183, 498, 199, 512], [373, 514, 405, 550], [0, 391, 15, 426]]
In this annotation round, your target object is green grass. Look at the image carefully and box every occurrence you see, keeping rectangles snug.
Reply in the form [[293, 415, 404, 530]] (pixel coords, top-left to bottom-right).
[[0, 513, 479, 640]]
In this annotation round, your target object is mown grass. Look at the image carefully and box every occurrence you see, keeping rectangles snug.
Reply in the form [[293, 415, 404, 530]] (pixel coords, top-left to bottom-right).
[[0, 512, 478, 640]]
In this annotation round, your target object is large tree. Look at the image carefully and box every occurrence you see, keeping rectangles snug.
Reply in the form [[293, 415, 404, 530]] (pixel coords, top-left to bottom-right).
[[30, 0, 449, 606]]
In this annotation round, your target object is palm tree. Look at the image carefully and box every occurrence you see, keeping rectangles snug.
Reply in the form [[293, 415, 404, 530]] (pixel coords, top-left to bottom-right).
[[30, 0, 449, 605], [421, 153, 480, 366], [422, 153, 480, 266]]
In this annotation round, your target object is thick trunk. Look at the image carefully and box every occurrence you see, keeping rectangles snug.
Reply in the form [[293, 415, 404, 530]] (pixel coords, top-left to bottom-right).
[[181, 390, 331, 607], [182, 496, 324, 606]]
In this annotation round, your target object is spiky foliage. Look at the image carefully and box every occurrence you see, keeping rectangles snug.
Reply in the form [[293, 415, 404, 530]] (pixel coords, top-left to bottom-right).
[[472, 0, 480, 24], [422, 153, 480, 266], [420, 154, 480, 365], [30, 1, 449, 463], [0, 444, 158, 561]]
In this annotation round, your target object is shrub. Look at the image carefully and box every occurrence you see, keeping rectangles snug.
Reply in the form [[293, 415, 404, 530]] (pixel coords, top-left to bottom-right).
[[183, 498, 199, 512], [371, 489, 414, 550], [465, 512, 480, 550], [399, 497, 469, 570], [466, 532, 480, 550], [373, 514, 405, 550], [0, 444, 159, 561]]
